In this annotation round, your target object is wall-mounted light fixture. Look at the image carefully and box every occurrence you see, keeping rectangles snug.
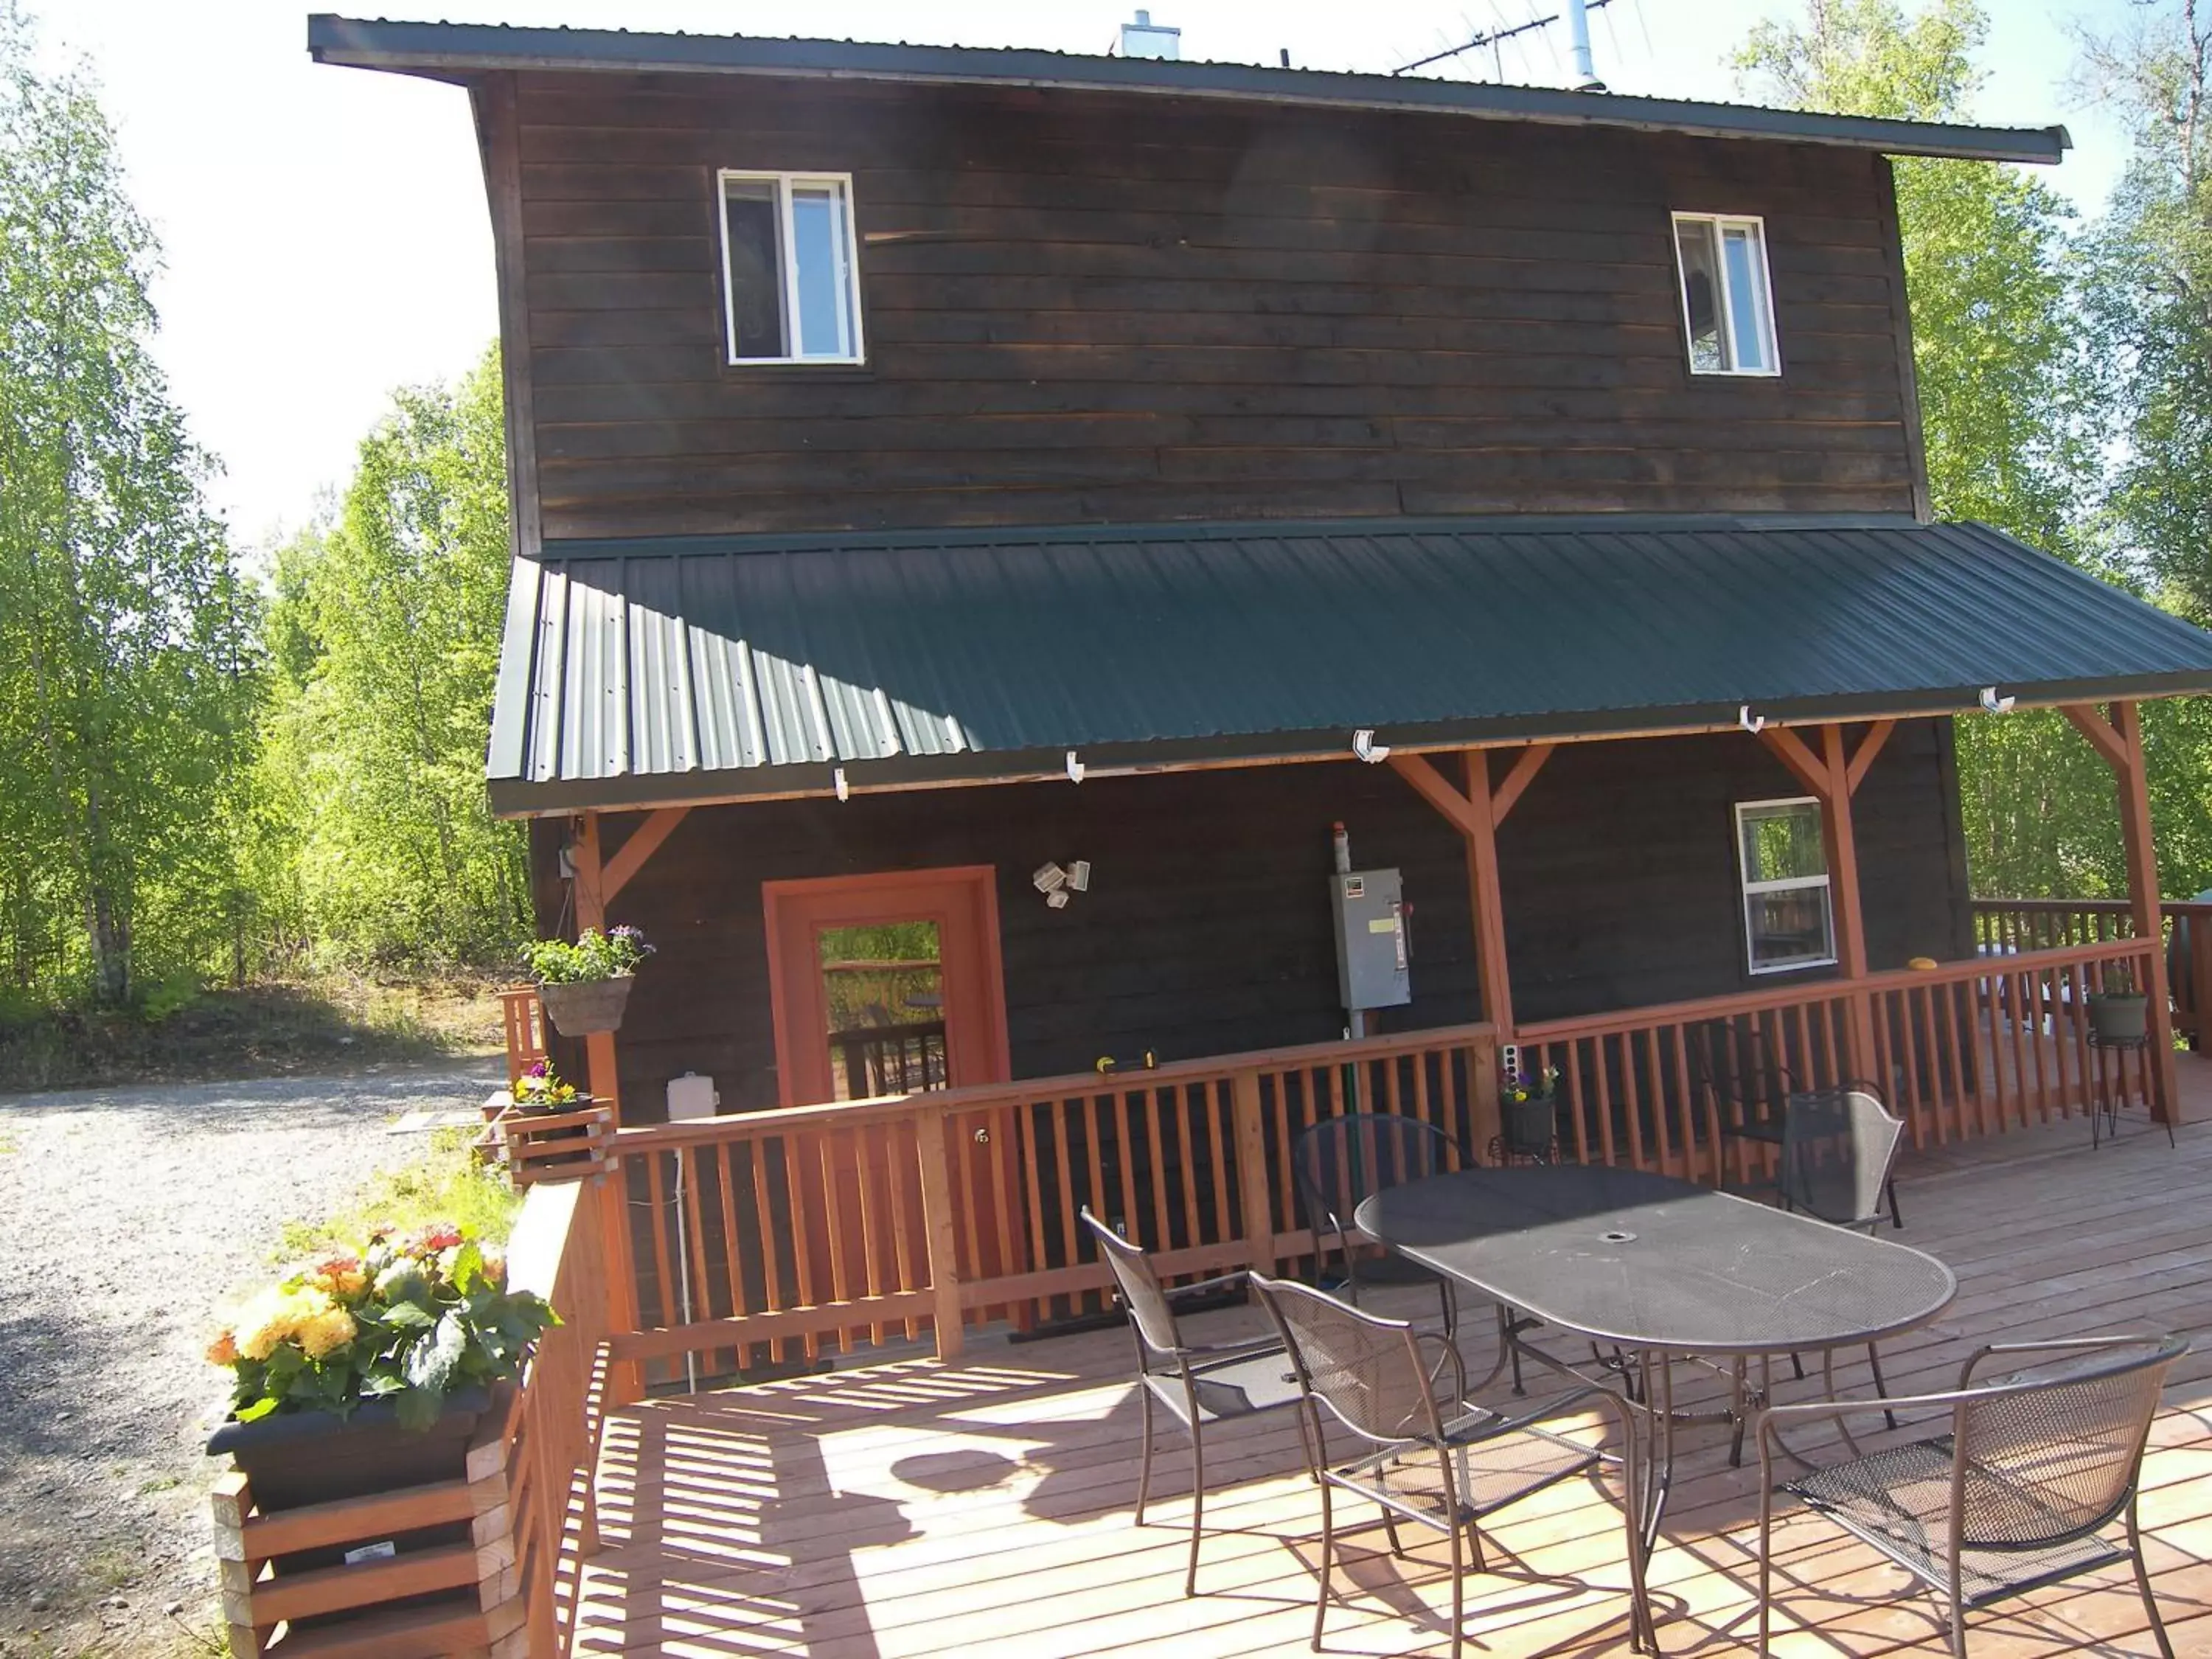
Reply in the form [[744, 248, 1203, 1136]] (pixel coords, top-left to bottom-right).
[[1351, 728, 1391, 763], [1979, 686, 2016, 714], [1739, 705, 1767, 735]]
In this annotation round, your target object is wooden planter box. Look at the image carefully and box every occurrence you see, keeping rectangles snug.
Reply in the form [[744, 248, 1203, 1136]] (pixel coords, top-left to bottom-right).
[[209, 1386, 528, 1658]]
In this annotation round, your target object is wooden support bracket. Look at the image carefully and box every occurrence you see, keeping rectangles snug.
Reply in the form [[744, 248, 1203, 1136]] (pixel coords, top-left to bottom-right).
[[1846, 720, 1895, 794], [601, 805, 691, 905]]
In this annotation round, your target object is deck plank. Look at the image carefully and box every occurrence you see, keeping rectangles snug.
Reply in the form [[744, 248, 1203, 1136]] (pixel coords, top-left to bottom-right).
[[572, 1074, 2212, 1657]]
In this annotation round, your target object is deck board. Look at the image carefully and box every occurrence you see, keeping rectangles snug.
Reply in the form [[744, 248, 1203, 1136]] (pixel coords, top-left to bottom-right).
[[571, 1062, 2212, 1657]]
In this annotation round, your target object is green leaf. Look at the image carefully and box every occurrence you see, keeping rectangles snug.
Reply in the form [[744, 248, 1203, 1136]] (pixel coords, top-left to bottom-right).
[[235, 1397, 279, 1423], [406, 1308, 468, 1396]]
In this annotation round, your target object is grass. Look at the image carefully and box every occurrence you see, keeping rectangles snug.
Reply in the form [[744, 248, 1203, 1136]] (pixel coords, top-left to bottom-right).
[[277, 1125, 521, 1257], [0, 972, 507, 1094]]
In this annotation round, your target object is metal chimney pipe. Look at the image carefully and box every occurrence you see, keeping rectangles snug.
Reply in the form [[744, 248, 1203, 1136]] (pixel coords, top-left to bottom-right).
[[1565, 0, 1604, 89]]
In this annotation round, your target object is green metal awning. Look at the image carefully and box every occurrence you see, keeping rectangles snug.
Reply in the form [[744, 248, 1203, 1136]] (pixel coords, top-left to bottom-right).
[[485, 513, 2212, 817]]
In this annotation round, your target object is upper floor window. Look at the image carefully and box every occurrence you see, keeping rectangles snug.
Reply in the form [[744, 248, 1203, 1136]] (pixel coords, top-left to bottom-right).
[[719, 171, 863, 365], [1672, 212, 1778, 377], [1736, 797, 1834, 974]]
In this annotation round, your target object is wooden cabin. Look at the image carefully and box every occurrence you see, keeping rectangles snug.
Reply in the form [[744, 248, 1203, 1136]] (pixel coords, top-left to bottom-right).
[[318, 16, 2212, 1357]]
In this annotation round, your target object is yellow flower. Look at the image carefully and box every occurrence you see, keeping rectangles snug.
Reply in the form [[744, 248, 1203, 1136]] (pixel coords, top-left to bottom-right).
[[206, 1329, 240, 1367], [296, 1305, 358, 1360], [238, 1286, 333, 1361]]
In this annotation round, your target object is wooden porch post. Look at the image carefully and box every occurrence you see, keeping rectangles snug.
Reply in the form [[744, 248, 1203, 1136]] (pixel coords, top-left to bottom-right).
[[1759, 723, 1884, 1083], [1388, 745, 1553, 1151], [568, 813, 622, 1124], [2063, 701, 2183, 1124]]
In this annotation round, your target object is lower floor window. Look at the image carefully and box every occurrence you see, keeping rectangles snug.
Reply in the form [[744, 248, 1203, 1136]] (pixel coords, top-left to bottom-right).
[[1736, 796, 1835, 973]]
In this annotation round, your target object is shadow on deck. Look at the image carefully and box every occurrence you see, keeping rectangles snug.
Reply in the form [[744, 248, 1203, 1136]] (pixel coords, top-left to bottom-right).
[[571, 1067, 2212, 1658]]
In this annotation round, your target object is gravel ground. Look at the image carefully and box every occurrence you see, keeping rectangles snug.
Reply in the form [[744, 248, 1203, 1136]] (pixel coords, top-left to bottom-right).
[[0, 1058, 505, 1656]]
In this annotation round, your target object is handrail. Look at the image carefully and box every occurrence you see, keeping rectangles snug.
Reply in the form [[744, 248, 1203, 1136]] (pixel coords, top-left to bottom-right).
[[611, 1017, 1500, 1150]]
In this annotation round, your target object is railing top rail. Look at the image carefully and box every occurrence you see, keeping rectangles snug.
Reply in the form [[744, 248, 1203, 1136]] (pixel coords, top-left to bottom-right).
[[611, 1018, 1499, 1151], [1517, 938, 2152, 1044], [1972, 896, 2212, 917]]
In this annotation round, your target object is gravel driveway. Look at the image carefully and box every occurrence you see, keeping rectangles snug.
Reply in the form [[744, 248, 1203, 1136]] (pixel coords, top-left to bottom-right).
[[0, 1059, 505, 1654]]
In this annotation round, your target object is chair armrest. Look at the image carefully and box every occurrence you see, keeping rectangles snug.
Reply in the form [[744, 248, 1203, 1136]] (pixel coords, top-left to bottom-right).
[[1416, 1329, 1467, 1400], [1755, 1390, 1966, 1480]]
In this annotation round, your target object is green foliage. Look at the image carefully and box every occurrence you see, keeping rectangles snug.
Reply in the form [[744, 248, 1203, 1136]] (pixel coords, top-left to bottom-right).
[[254, 344, 529, 970], [1735, 0, 2212, 902], [521, 925, 654, 984], [212, 1220, 554, 1431], [0, 4, 263, 1006], [278, 1125, 522, 1260]]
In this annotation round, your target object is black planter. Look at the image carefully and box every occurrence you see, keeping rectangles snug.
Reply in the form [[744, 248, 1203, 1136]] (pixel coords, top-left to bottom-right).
[[2088, 992, 2149, 1044], [1502, 1093, 1559, 1153], [538, 973, 635, 1036], [207, 1386, 493, 1612]]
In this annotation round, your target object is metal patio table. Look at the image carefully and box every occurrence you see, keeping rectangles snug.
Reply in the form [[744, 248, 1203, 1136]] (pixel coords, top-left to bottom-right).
[[1357, 1163, 1956, 1651]]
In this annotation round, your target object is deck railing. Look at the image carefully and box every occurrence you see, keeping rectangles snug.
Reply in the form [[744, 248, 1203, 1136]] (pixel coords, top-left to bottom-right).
[[1972, 897, 2212, 1046], [598, 1021, 1500, 1377], [1519, 938, 2161, 1186]]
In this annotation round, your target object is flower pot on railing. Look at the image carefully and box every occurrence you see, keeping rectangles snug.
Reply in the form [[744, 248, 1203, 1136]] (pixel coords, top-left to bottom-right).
[[2088, 992, 2149, 1044], [1502, 1092, 1559, 1156], [537, 973, 635, 1037]]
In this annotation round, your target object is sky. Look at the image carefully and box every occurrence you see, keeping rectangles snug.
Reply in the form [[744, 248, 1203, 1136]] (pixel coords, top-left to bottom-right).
[[45, 0, 2127, 549]]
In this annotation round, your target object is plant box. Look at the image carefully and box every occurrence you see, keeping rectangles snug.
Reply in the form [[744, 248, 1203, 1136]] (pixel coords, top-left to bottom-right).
[[1503, 1094, 1559, 1153], [2088, 992, 2149, 1044], [206, 1387, 493, 1625], [538, 973, 635, 1036]]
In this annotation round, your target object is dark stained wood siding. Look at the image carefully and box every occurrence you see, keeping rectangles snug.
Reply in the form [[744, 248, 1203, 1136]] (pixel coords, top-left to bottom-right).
[[509, 74, 1922, 540], [549, 723, 1969, 1123]]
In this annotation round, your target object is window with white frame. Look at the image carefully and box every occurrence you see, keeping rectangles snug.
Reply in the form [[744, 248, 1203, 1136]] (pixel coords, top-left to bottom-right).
[[719, 171, 863, 365], [1736, 797, 1835, 974], [1672, 212, 1779, 376]]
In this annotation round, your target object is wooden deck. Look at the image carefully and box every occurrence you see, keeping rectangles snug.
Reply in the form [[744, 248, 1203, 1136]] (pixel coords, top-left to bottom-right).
[[571, 1065, 2212, 1658]]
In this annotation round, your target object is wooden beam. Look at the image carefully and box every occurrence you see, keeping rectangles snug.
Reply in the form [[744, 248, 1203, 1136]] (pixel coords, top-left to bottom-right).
[[1460, 751, 1515, 1036], [1385, 753, 1484, 841], [1816, 725, 1878, 1082], [2061, 703, 2129, 774], [1387, 751, 1517, 1033], [601, 806, 690, 904], [1490, 742, 1556, 824], [567, 814, 621, 1124], [1759, 725, 1832, 801], [2111, 701, 2185, 1125], [1846, 720, 1896, 795], [915, 1107, 966, 1360]]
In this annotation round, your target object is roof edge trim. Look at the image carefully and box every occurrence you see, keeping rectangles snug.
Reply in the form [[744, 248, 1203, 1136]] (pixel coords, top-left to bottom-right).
[[307, 15, 2070, 165]]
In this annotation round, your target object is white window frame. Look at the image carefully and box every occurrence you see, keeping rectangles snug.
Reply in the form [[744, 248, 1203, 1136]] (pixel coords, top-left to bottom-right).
[[1670, 212, 1781, 378], [717, 170, 865, 366], [1735, 796, 1836, 975]]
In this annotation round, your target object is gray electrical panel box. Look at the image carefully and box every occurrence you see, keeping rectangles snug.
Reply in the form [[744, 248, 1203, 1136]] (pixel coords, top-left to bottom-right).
[[1331, 868, 1411, 1011]]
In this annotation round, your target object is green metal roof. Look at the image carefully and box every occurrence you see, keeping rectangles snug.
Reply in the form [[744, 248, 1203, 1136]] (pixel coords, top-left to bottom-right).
[[308, 15, 2070, 166], [484, 514, 2212, 817]]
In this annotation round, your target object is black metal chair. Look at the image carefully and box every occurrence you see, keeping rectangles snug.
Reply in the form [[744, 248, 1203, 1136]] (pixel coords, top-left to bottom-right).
[[1078, 1208, 1305, 1597], [1290, 1111, 1461, 1335], [1757, 1334, 2189, 1658], [1249, 1273, 1619, 1659]]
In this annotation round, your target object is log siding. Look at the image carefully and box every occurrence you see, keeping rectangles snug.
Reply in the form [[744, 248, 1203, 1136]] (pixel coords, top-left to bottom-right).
[[509, 74, 1922, 540]]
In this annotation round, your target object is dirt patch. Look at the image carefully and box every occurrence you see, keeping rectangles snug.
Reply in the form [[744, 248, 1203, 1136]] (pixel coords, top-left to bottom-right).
[[0, 1059, 506, 1657]]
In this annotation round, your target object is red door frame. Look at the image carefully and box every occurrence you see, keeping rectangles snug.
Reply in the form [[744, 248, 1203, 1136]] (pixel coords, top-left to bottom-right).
[[761, 865, 1012, 1108]]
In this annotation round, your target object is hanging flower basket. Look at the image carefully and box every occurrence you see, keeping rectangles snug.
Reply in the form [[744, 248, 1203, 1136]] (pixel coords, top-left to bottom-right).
[[1503, 1091, 1559, 1153], [522, 926, 653, 1037], [537, 975, 635, 1037]]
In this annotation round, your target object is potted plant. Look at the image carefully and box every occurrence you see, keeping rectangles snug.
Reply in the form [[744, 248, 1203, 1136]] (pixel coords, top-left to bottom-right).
[[523, 923, 653, 1036], [2087, 962, 2149, 1043], [1500, 1060, 1562, 1158], [205, 1225, 557, 1589], [512, 1056, 583, 1114]]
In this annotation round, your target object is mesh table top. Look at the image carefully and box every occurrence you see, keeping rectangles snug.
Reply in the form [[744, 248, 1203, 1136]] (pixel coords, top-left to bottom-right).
[[1356, 1164, 1955, 1354]]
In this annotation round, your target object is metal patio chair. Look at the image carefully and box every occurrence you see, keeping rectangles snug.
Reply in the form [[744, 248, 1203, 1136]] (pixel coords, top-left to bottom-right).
[[1249, 1273, 1620, 1659], [1290, 1111, 1463, 1335], [1757, 1333, 2189, 1658], [1078, 1208, 1305, 1597]]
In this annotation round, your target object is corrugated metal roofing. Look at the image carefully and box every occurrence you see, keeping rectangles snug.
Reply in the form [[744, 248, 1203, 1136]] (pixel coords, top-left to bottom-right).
[[484, 515, 2212, 816], [307, 15, 2070, 167]]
